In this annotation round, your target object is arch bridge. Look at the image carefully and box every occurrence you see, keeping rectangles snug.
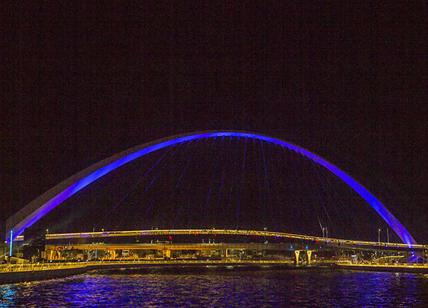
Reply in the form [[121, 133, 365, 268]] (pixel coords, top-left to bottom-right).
[[6, 130, 417, 255]]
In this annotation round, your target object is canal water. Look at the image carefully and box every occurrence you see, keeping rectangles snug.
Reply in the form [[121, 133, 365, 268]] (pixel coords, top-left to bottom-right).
[[1, 269, 428, 307]]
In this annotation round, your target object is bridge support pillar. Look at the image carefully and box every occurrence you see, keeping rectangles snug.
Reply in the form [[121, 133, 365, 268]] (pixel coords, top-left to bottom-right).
[[163, 249, 171, 259], [224, 249, 229, 258], [46, 249, 56, 261], [294, 250, 301, 265], [307, 250, 313, 265]]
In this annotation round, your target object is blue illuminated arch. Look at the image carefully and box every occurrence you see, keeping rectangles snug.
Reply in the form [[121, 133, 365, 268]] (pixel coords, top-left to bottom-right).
[[6, 131, 416, 246]]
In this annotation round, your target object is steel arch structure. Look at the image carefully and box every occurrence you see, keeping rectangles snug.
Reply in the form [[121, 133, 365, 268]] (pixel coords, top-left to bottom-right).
[[6, 131, 416, 246]]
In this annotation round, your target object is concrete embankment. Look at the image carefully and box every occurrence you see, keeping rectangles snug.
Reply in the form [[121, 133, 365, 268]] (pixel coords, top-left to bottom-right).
[[0, 261, 296, 284], [0, 266, 88, 284], [335, 263, 428, 274]]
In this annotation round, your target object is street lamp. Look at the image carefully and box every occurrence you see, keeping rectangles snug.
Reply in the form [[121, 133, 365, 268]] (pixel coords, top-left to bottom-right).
[[378, 228, 381, 244], [386, 228, 389, 244]]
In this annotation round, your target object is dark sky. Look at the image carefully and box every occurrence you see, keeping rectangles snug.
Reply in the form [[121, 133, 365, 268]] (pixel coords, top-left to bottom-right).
[[1, 2, 427, 242]]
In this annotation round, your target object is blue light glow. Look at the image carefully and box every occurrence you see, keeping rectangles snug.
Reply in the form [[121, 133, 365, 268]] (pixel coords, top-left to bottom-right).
[[8, 131, 416, 246], [9, 230, 13, 256]]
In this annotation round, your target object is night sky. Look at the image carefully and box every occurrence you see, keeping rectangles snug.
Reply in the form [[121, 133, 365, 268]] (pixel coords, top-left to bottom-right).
[[2, 2, 427, 242]]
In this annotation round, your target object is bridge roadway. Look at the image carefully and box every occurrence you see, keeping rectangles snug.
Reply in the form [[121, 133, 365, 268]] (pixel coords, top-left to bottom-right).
[[16, 229, 427, 251], [46, 242, 292, 252]]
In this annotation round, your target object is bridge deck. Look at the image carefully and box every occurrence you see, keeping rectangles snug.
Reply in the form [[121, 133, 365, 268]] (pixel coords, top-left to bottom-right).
[[16, 229, 427, 251]]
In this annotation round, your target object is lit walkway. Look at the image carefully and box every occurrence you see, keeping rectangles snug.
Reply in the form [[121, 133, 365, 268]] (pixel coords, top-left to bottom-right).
[[15, 229, 427, 251]]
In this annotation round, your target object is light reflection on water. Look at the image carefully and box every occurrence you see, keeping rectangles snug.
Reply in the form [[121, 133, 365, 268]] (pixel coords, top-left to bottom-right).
[[1, 270, 428, 307]]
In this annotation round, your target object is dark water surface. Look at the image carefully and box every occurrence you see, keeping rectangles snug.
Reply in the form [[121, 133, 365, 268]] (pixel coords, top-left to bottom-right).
[[1, 269, 428, 307]]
